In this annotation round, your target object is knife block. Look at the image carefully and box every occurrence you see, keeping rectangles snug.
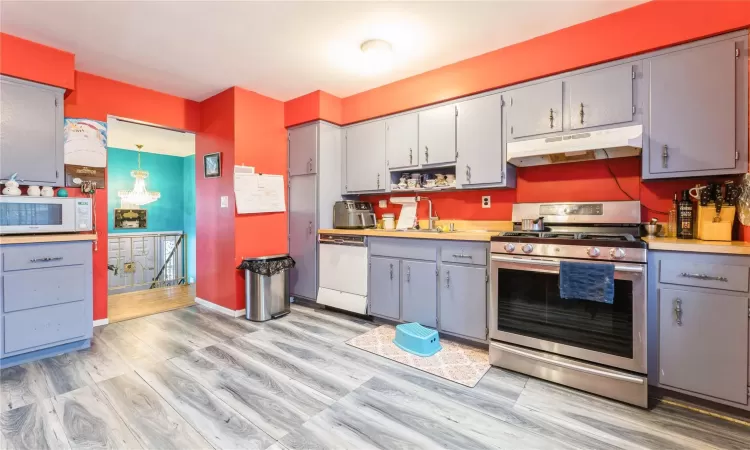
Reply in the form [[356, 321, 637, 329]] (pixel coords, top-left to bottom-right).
[[696, 205, 735, 241]]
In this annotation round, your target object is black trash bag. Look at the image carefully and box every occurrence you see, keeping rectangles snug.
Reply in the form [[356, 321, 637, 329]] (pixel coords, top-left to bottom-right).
[[237, 256, 295, 277]]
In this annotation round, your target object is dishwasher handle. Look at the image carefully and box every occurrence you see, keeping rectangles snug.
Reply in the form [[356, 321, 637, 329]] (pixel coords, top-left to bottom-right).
[[319, 234, 367, 246]]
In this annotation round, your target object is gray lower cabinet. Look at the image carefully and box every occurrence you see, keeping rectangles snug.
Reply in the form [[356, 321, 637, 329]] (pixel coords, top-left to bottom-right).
[[658, 287, 748, 404], [369, 256, 400, 320], [0, 241, 93, 364], [644, 36, 747, 178], [401, 260, 437, 328], [439, 264, 487, 340], [289, 174, 318, 300], [0, 75, 65, 186]]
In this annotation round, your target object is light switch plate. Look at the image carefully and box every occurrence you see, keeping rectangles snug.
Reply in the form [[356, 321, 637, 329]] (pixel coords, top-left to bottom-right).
[[220, 196, 229, 208], [379, 200, 387, 208], [482, 196, 491, 208]]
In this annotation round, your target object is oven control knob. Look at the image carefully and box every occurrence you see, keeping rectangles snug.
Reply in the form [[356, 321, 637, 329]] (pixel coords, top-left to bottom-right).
[[587, 247, 601, 257], [522, 244, 534, 254], [610, 248, 626, 259], [504, 243, 515, 253]]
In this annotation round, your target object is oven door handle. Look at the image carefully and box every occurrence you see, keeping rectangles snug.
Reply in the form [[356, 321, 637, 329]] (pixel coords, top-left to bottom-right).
[[490, 255, 643, 273], [495, 344, 645, 385]]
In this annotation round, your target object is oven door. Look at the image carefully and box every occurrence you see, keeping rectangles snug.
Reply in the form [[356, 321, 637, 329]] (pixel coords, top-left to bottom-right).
[[490, 254, 646, 374]]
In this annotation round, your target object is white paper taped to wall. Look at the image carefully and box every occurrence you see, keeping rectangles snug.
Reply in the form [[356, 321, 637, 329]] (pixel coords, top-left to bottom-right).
[[234, 166, 285, 214]]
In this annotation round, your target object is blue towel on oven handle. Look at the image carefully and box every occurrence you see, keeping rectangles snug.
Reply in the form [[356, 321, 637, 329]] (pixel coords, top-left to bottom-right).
[[559, 261, 615, 304]]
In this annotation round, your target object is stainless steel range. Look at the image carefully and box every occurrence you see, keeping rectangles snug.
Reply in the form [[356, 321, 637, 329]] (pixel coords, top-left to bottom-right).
[[489, 201, 648, 407]]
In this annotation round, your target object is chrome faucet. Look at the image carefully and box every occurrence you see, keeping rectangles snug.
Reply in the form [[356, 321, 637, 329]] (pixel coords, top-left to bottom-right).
[[417, 196, 439, 230]]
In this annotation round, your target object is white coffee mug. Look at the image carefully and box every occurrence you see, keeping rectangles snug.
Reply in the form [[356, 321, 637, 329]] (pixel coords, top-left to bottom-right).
[[27, 185, 41, 196]]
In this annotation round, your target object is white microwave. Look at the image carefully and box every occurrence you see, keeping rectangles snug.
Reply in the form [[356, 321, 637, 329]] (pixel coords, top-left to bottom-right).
[[0, 196, 93, 234]]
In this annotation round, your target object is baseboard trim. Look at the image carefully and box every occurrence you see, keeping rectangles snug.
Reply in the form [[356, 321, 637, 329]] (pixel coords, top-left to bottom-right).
[[195, 297, 246, 318], [93, 318, 109, 327]]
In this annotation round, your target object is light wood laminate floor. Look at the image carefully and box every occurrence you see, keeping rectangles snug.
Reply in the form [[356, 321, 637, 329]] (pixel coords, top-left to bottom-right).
[[108, 284, 196, 323], [2, 304, 748, 449]]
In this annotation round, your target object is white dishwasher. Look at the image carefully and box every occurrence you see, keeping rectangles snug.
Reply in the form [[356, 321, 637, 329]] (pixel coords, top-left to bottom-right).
[[317, 234, 368, 314]]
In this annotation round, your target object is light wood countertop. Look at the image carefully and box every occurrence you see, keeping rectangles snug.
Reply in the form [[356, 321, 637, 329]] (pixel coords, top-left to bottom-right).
[[643, 236, 750, 256], [0, 234, 98, 245], [318, 228, 500, 242]]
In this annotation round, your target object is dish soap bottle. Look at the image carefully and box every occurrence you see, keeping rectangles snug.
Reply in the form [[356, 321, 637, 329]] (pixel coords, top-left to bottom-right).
[[667, 193, 678, 237], [677, 190, 694, 239]]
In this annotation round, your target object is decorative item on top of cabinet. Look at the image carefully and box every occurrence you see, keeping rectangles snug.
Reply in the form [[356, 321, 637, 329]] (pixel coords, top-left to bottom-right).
[[418, 104, 456, 166], [644, 34, 747, 179], [345, 120, 386, 193], [0, 75, 65, 187]]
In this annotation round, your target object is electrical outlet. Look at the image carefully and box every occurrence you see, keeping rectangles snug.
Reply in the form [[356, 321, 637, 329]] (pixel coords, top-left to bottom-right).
[[379, 200, 387, 208], [482, 196, 491, 208], [220, 196, 229, 208]]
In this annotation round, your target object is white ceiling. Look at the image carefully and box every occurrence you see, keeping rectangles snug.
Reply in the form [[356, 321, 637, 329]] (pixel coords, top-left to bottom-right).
[[0, 1, 644, 102], [107, 117, 196, 157]]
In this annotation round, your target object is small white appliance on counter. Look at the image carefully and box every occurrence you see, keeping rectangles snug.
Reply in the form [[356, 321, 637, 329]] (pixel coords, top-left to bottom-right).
[[0, 196, 93, 234], [317, 234, 368, 314]]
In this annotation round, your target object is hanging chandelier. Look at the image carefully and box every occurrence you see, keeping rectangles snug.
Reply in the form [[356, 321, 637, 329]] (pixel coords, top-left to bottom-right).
[[117, 144, 160, 206]]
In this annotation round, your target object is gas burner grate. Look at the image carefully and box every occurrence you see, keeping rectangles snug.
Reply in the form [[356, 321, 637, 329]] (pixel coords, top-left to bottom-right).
[[501, 232, 543, 237], [541, 233, 577, 239], [578, 233, 636, 242]]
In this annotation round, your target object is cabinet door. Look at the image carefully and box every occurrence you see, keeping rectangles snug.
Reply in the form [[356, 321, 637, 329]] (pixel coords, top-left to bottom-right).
[[386, 113, 419, 169], [439, 264, 487, 340], [0, 77, 62, 184], [418, 104, 456, 166], [401, 260, 437, 328], [456, 94, 504, 187], [369, 256, 400, 320], [648, 39, 738, 174], [289, 175, 317, 300], [659, 288, 748, 404], [507, 80, 563, 139], [345, 121, 386, 192], [288, 124, 318, 176], [568, 63, 635, 130]]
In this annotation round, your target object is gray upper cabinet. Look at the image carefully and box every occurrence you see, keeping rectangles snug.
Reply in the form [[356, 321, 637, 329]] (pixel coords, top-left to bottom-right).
[[567, 63, 636, 130], [507, 80, 563, 139], [658, 287, 748, 404], [386, 113, 419, 169], [0, 75, 64, 186], [456, 94, 505, 187], [369, 256, 400, 320], [401, 260, 437, 328], [418, 104, 456, 166], [346, 120, 386, 192], [645, 37, 747, 178], [288, 125, 318, 176], [439, 264, 487, 340], [289, 174, 318, 300]]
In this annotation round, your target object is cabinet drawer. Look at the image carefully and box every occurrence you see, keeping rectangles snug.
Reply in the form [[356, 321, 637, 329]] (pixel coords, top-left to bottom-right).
[[3, 301, 87, 355], [659, 260, 749, 292], [3, 266, 86, 312], [2, 242, 89, 272], [370, 238, 437, 261], [440, 243, 488, 266]]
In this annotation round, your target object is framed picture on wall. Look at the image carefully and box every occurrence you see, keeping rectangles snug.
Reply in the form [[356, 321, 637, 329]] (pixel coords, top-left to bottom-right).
[[204, 152, 221, 178]]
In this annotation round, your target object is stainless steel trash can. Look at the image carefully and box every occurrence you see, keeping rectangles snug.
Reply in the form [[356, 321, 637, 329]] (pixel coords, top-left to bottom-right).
[[242, 254, 291, 322]]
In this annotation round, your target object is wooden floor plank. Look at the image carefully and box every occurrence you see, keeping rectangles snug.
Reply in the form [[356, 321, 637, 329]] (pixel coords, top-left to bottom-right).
[[108, 285, 195, 323], [0, 363, 51, 412], [75, 337, 131, 383], [37, 353, 95, 397], [0, 399, 71, 450]]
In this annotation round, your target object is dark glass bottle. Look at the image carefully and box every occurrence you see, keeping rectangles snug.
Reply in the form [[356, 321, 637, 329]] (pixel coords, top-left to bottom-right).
[[677, 190, 694, 239]]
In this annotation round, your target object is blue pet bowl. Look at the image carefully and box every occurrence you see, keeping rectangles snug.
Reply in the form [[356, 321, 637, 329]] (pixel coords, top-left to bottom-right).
[[393, 322, 442, 357]]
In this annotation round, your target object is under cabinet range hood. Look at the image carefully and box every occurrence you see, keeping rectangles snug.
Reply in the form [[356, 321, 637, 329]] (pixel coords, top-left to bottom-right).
[[506, 124, 643, 167]]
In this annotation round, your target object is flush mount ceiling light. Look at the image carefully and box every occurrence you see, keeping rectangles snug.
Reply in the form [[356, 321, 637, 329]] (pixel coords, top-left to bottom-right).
[[118, 144, 161, 206], [360, 39, 393, 74]]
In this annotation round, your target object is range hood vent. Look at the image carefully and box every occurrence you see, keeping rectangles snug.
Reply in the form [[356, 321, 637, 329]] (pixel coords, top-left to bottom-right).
[[507, 124, 642, 167]]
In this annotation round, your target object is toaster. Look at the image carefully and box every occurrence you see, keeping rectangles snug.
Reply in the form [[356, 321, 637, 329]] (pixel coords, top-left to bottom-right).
[[333, 200, 377, 229]]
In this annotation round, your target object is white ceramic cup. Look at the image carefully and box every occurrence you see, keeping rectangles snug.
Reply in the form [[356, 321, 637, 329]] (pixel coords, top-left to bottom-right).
[[41, 186, 54, 197], [27, 186, 41, 196]]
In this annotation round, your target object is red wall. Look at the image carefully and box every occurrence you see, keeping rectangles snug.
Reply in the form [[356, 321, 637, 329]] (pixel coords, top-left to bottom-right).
[[0, 33, 75, 90], [284, 90, 342, 127]]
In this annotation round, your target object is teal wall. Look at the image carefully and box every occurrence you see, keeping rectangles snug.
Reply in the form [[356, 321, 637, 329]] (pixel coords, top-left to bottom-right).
[[107, 147, 196, 281], [183, 155, 197, 283]]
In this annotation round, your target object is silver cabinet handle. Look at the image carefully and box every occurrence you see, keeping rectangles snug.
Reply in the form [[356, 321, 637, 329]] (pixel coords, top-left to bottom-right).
[[406, 266, 411, 282], [308, 221, 313, 235], [549, 108, 554, 128], [662, 145, 669, 168], [389, 263, 393, 280], [679, 272, 727, 282], [465, 165, 471, 183], [579, 102, 584, 125], [308, 158, 313, 172], [451, 253, 472, 259], [376, 173, 380, 189], [30, 256, 63, 263], [446, 269, 451, 288], [424, 146, 429, 164], [674, 298, 683, 326], [409, 148, 413, 165]]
